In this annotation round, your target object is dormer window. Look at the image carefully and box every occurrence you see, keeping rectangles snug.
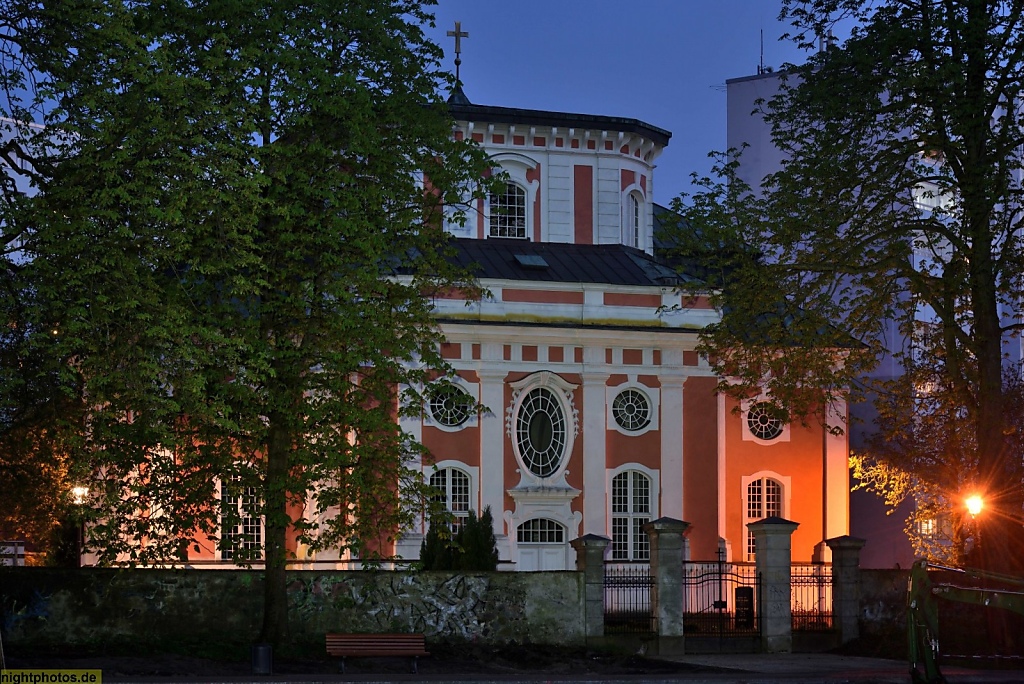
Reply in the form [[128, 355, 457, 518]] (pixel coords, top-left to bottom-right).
[[489, 182, 527, 238]]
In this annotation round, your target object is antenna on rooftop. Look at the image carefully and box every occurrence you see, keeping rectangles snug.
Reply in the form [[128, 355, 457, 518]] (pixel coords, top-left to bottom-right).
[[757, 28, 772, 74], [759, 29, 764, 74]]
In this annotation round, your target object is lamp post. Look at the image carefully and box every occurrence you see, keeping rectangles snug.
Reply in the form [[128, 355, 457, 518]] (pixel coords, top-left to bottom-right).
[[71, 485, 89, 568], [965, 493, 984, 567]]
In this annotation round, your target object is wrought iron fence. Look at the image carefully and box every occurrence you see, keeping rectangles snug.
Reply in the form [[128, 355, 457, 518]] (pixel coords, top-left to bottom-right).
[[791, 562, 833, 631], [604, 562, 655, 634], [682, 558, 760, 636]]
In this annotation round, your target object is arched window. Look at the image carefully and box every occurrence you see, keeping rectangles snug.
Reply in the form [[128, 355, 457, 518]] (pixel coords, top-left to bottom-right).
[[611, 471, 651, 561], [745, 477, 783, 561], [489, 182, 527, 238], [517, 518, 565, 543], [627, 193, 641, 247], [429, 467, 471, 531]]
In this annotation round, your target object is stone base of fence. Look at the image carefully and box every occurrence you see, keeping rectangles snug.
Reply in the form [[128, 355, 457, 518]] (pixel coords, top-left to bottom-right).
[[653, 635, 686, 656]]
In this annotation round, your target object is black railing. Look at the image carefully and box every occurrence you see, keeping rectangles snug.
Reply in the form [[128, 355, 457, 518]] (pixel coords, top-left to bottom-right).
[[604, 562, 655, 634], [791, 562, 833, 631]]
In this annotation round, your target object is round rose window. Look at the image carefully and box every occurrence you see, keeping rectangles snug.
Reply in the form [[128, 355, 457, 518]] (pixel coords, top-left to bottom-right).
[[747, 402, 784, 441]]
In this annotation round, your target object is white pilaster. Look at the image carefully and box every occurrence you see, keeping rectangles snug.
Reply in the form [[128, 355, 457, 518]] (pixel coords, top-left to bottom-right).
[[581, 370, 610, 536], [395, 387, 425, 560], [717, 391, 728, 555], [478, 352, 507, 538], [822, 398, 850, 562], [660, 372, 686, 520]]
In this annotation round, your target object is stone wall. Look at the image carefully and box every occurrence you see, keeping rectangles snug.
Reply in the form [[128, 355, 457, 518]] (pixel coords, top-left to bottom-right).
[[0, 568, 584, 650], [858, 568, 909, 656]]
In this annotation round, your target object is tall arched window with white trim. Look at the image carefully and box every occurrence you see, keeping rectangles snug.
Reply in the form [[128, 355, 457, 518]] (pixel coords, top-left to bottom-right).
[[745, 477, 783, 561], [489, 182, 527, 238], [429, 467, 471, 531], [627, 193, 641, 248], [611, 470, 651, 561]]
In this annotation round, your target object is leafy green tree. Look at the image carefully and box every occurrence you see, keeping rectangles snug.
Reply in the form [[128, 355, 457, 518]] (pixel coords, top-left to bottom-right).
[[671, 0, 1024, 570], [16, 0, 490, 643], [0, 2, 87, 554]]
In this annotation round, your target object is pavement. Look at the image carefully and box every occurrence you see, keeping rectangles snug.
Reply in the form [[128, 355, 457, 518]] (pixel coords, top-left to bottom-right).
[[92, 653, 1024, 684]]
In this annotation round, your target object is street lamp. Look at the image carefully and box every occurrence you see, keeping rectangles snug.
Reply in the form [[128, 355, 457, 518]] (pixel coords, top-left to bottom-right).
[[966, 494, 984, 519], [71, 486, 89, 505], [71, 485, 89, 567], [963, 493, 985, 568]]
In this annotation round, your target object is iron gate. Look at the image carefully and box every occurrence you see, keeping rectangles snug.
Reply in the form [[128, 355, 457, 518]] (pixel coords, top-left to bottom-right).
[[682, 556, 761, 639], [604, 563, 655, 634]]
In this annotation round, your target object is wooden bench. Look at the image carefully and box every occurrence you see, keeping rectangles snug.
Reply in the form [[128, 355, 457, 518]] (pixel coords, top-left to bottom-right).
[[325, 632, 429, 674]]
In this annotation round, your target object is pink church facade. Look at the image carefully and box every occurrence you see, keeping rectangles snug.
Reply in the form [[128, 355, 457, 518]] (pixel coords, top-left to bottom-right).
[[384, 91, 850, 570]]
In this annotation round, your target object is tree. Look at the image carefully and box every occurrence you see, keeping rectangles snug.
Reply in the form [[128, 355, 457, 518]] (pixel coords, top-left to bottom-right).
[[16, 0, 490, 644], [0, 1, 86, 553], [455, 507, 499, 572], [419, 507, 499, 572], [418, 516, 456, 571], [670, 0, 1024, 570]]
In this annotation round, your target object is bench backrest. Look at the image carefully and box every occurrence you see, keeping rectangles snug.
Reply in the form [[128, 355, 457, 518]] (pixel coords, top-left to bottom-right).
[[326, 633, 427, 656]]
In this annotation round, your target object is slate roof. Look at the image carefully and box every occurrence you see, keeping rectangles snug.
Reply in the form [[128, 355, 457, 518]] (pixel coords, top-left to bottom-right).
[[446, 87, 671, 147], [448, 238, 700, 288]]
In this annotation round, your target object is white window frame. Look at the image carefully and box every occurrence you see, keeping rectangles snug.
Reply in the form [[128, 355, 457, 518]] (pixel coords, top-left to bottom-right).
[[606, 380, 660, 436], [741, 471, 791, 561], [426, 462, 477, 532], [507, 372, 579, 486], [486, 153, 539, 241], [218, 477, 264, 562], [621, 186, 646, 250], [488, 181, 528, 238], [607, 464, 660, 562], [424, 378, 479, 433], [516, 518, 566, 543], [740, 398, 791, 445]]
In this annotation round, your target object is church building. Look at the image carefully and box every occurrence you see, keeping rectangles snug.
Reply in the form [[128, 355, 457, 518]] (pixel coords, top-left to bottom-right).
[[387, 84, 851, 571]]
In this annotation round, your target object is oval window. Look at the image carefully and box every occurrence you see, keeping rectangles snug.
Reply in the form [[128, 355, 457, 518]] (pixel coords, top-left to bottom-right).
[[516, 387, 567, 477]]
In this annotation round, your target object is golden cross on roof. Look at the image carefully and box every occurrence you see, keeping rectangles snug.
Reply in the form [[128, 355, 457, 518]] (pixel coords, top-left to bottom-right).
[[447, 21, 469, 81]]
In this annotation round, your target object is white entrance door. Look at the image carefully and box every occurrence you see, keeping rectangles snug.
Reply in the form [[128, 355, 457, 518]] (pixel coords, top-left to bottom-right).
[[517, 544, 567, 571], [516, 518, 567, 571]]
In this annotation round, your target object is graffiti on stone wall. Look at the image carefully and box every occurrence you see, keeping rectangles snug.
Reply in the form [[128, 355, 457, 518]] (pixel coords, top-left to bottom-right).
[[2, 589, 51, 633], [290, 572, 531, 642], [2, 569, 579, 648], [364, 574, 512, 639]]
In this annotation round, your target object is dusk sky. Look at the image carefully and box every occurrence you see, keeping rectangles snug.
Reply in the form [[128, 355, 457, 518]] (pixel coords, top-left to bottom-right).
[[425, 1, 826, 205]]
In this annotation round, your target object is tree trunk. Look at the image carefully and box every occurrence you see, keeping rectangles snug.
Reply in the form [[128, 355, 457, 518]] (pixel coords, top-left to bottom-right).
[[259, 414, 291, 646]]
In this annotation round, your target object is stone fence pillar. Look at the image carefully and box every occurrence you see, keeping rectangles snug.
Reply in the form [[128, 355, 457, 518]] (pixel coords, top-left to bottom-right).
[[571, 534, 610, 639], [749, 516, 798, 653], [643, 517, 690, 655], [826, 535, 866, 644]]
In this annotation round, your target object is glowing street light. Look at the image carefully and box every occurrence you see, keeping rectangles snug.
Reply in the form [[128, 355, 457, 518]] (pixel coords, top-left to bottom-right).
[[71, 485, 90, 568], [966, 494, 984, 519], [72, 485, 89, 505]]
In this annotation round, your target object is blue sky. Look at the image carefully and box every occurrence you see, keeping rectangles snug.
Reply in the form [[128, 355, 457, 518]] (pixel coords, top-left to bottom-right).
[[425, 1, 819, 204]]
